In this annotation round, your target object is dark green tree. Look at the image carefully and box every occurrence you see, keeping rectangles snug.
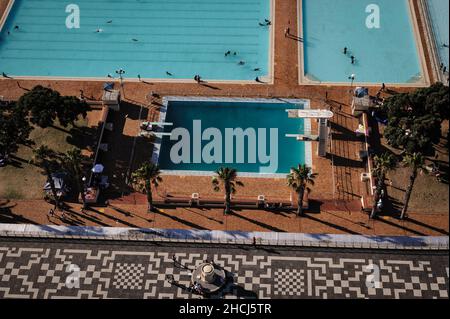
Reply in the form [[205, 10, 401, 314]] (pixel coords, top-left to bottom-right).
[[0, 102, 33, 156], [132, 162, 162, 212], [382, 83, 449, 155], [17, 85, 89, 128], [287, 164, 317, 216], [371, 153, 397, 219], [58, 96, 90, 127], [61, 148, 87, 209], [401, 153, 426, 220], [212, 167, 244, 215], [31, 145, 60, 209]]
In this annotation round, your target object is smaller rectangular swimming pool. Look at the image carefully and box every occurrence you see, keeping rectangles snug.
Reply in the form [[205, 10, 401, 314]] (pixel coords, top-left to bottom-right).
[[153, 97, 313, 177], [300, 0, 427, 85]]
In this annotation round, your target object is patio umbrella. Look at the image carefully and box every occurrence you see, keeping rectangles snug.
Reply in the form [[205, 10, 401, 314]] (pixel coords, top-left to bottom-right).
[[92, 164, 104, 173], [354, 87, 367, 98]]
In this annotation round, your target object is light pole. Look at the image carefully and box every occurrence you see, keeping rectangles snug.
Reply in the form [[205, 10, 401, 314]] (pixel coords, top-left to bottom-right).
[[81, 176, 87, 211], [348, 73, 356, 88], [115, 68, 125, 86]]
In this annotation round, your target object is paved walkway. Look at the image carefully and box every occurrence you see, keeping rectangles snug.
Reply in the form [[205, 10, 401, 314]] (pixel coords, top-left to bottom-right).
[[0, 238, 448, 299], [1, 200, 448, 237], [1, 223, 447, 250]]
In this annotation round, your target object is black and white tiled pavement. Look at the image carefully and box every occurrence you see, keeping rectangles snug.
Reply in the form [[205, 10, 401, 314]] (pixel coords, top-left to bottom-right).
[[0, 238, 448, 299]]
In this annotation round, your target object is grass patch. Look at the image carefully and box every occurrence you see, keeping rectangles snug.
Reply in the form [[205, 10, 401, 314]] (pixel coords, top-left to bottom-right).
[[0, 117, 92, 200], [2, 187, 24, 200]]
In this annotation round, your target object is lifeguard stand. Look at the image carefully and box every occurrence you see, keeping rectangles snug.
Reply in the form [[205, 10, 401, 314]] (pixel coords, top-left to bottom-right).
[[102, 89, 120, 111], [351, 87, 374, 117]]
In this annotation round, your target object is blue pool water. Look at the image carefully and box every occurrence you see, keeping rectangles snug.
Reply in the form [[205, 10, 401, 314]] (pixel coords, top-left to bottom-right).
[[302, 0, 423, 83], [427, 0, 449, 67], [157, 99, 309, 175], [0, 0, 270, 80]]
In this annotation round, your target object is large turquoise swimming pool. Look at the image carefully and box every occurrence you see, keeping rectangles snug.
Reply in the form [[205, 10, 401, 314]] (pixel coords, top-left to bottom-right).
[[301, 0, 424, 84], [0, 0, 271, 80], [155, 98, 312, 176]]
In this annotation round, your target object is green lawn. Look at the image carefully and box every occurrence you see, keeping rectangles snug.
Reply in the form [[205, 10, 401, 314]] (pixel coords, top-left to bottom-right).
[[0, 118, 90, 200]]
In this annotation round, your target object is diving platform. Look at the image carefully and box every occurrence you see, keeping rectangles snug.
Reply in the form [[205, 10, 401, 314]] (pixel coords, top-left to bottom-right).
[[286, 109, 334, 119], [139, 131, 173, 138], [151, 132, 172, 136], [149, 122, 173, 126], [285, 109, 334, 158], [285, 134, 319, 141]]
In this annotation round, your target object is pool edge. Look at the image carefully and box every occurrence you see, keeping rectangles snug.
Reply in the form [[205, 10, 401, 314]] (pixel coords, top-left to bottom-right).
[[0, 0, 14, 33], [153, 96, 313, 179]]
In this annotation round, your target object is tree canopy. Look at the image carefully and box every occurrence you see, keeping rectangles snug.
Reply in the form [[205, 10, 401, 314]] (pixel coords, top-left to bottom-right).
[[132, 162, 163, 212], [382, 82, 449, 155], [0, 102, 32, 156], [17, 85, 90, 128]]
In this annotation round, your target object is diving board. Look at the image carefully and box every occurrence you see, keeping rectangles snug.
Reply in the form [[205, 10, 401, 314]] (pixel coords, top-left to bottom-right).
[[286, 109, 334, 119], [286, 134, 319, 141], [151, 132, 172, 136], [149, 122, 173, 126], [139, 131, 173, 138]]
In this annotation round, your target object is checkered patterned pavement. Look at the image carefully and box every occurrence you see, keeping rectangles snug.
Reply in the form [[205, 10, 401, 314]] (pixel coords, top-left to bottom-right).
[[0, 238, 448, 299], [113, 263, 145, 290]]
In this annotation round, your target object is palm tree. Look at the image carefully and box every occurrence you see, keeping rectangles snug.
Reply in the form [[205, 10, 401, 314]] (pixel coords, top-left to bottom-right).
[[371, 153, 397, 219], [32, 145, 59, 209], [401, 152, 426, 219], [212, 167, 244, 215], [131, 162, 162, 212], [61, 148, 87, 209], [287, 164, 317, 216]]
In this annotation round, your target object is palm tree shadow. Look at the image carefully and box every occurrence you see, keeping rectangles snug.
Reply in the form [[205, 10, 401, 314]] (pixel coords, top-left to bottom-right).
[[303, 213, 361, 235], [0, 201, 39, 225], [381, 196, 402, 218], [228, 210, 286, 232], [405, 217, 449, 235], [154, 208, 210, 230]]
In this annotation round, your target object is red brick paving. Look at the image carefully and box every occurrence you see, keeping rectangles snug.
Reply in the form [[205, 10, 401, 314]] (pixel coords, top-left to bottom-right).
[[1, 199, 448, 237]]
